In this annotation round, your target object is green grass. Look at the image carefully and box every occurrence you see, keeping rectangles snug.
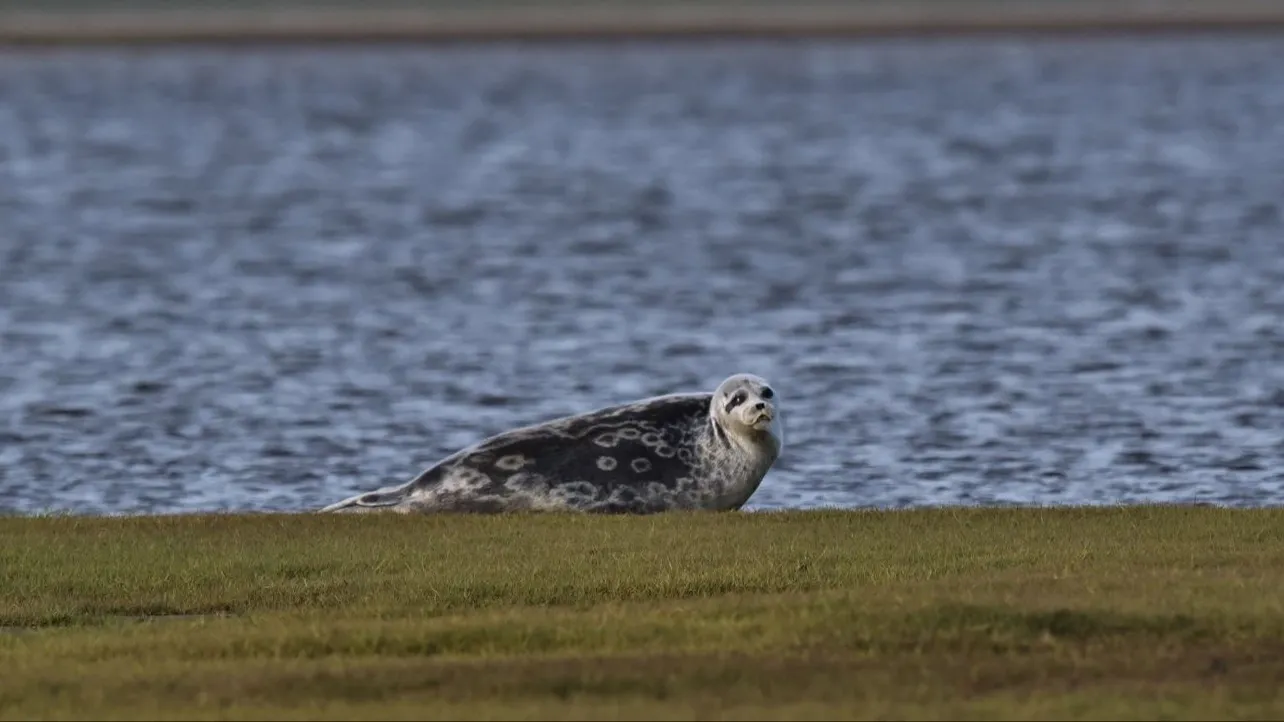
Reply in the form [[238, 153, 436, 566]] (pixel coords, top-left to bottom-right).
[[2, 506, 1283, 720]]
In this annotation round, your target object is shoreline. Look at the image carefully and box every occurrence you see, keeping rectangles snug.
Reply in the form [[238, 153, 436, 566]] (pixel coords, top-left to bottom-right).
[[2, 1, 1284, 46], [0, 501, 1255, 519]]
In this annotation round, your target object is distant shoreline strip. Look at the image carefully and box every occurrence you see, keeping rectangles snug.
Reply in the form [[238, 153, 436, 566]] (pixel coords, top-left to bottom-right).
[[2, 1, 1284, 45]]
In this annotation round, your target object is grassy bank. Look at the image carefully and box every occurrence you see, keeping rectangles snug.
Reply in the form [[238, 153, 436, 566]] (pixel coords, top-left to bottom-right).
[[2, 507, 1283, 719], [2, 1, 1284, 45]]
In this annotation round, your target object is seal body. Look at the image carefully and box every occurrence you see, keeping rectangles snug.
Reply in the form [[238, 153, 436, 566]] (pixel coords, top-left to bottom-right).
[[318, 373, 783, 514]]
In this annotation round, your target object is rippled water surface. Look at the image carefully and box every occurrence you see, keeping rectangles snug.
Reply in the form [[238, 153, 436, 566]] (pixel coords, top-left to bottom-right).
[[2, 36, 1284, 515]]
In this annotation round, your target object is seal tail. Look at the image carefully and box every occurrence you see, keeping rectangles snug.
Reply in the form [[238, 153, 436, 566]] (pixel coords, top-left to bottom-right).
[[317, 486, 406, 513]]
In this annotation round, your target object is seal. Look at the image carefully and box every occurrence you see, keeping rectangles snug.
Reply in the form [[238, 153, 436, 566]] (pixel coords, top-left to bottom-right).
[[317, 373, 783, 514]]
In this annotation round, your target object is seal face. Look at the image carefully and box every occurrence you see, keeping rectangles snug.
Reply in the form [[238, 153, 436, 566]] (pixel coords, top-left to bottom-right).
[[317, 372, 783, 515]]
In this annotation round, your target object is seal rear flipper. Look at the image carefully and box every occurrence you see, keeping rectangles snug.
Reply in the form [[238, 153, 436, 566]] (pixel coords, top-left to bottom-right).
[[316, 487, 406, 513]]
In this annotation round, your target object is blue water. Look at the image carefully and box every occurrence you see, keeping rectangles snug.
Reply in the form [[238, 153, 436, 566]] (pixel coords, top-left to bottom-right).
[[2, 36, 1283, 515]]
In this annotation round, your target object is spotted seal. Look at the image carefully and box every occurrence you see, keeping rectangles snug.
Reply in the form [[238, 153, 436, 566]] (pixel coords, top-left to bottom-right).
[[317, 373, 783, 514]]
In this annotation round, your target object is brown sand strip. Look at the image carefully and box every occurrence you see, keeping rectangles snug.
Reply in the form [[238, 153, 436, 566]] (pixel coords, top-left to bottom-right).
[[1, 1, 1284, 45]]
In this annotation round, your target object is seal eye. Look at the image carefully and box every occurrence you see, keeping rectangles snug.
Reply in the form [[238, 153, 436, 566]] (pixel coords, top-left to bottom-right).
[[724, 390, 748, 414], [761, 387, 774, 400]]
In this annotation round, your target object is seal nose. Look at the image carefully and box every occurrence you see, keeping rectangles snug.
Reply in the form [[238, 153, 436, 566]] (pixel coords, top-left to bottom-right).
[[754, 402, 766, 411]]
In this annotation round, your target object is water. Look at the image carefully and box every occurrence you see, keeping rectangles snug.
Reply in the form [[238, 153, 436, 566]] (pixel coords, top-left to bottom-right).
[[1, 36, 1283, 516]]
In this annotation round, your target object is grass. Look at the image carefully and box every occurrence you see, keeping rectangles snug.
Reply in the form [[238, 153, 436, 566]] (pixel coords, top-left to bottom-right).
[[2, 506, 1283, 720]]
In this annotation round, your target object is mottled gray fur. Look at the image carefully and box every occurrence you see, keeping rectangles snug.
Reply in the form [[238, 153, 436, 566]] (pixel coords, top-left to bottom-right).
[[317, 373, 783, 514]]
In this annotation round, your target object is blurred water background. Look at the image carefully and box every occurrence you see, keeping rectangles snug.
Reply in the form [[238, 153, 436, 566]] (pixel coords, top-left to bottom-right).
[[1, 3, 1283, 515]]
